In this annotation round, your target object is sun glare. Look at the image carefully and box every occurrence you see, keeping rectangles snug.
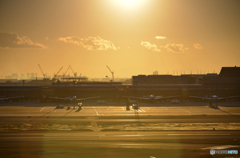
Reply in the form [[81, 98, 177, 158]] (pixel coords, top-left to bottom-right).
[[121, 0, 139, 7], [114, 0, 148, 9]]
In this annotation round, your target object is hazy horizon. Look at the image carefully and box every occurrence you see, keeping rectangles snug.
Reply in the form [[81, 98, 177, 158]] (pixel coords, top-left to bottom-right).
[[1, 0, 240, 78]]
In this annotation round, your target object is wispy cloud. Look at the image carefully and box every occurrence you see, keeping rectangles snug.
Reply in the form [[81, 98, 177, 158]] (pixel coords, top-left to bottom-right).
[[58, 36, 117, 50], [0, 32, 46, 49], [194, 43, 203, 49], [163, 43, 185, 53], [141, 41, 160, 52], [155, 36, 166, 40]]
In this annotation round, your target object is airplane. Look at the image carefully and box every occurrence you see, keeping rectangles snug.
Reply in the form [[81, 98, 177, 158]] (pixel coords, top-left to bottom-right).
[[170, 99, 181, 104], [189, 95, 240, 108], [97, 100, 107, 104], [0, 96, 24, 102], [124, 95, 180, 103], [49, 96, 101, 102], [48, 95, 101, 109], [132, 104, 139, 110]]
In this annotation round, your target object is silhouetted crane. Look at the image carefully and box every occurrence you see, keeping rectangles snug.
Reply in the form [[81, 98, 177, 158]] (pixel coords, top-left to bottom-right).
[[69, 65, 77, 79], [62, 66, 70, 78], [53, 66, 63, 79], [106, 65, 114, 82], [38, 64, 46, 79]]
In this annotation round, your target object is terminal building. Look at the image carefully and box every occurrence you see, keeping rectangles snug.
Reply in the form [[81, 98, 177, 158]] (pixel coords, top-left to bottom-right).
[[0, 67, 239, 100], [132, 66, 240, 85], [203, 66, 240, 85], [132, 74, 207, 85]]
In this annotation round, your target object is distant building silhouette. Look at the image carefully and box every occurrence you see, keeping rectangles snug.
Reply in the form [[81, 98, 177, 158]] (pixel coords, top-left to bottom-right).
[[219, 66, 240, 77], [20, 74, 25, 79], [204, 66, 240, 85], [132, 66, 240, 85], [31, 73, 35, 79], [153, 71, 158, 75], [4, 75, 11, 79], [26, 73, 30, 79], [11, 73, 18, 79]]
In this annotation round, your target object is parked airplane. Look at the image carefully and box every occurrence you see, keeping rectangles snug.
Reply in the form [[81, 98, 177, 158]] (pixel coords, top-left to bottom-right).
[[0, 96, 24, 102], [132, 104, 139, 110], [170, 99, 181, 104], [189, 95, 240, 108], [49, 96, 101, 102], [124, 95, 180, 103], [97, 100, 107, 104], [48, 96, 101, 109]]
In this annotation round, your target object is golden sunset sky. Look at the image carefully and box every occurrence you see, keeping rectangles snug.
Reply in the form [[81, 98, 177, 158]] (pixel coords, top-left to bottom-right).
[[0, 0, 240, 78]]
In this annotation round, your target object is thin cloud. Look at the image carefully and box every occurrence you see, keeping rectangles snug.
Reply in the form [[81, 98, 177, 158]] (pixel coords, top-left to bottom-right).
[[141, 41, 160, 52], [155, 36, 166, 40], [0, 32, 46, 48], [163, 43, 185, 53], [58, 36, 117, 50], [194, 43, 203, 49]]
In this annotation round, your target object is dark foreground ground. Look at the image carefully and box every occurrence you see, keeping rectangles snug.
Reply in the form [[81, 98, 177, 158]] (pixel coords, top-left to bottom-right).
[[0, 101, 240, 158]]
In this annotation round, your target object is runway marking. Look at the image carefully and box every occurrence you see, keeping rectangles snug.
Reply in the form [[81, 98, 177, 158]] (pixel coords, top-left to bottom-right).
[[122, 107, 124, 110], [167, 134, 231, 136], [92, 107, 99, 115], [40, 107, 45, 112], [94, 109, 99, 115], [91, 122, 100, 131], [142, 110, 146, 112]]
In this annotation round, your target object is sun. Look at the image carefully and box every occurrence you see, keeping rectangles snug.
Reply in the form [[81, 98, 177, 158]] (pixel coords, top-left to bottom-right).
[[120, 0, 139, 7], [114, 0, 148, 9]]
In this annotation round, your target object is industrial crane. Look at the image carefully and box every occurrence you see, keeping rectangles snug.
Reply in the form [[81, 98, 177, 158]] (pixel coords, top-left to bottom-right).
[[106, 65, 114, 82], [62, 66, 70, 78], [38, 64, 46, 79], [69, 65, 77, 78], [53, 66, 63, 79]]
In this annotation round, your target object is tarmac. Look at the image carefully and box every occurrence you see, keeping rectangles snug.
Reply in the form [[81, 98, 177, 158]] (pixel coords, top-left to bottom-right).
[[0, 101, 240, 158]]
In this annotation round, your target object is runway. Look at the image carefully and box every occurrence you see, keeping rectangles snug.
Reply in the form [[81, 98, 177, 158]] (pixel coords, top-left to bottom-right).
[[0, 102, 240, 158], [1, 131, 240, 158], [1, 101, 240, 117]]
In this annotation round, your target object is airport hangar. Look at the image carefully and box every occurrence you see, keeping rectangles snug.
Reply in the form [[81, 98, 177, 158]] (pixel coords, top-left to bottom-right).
[[0, 67, 240, 101]]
